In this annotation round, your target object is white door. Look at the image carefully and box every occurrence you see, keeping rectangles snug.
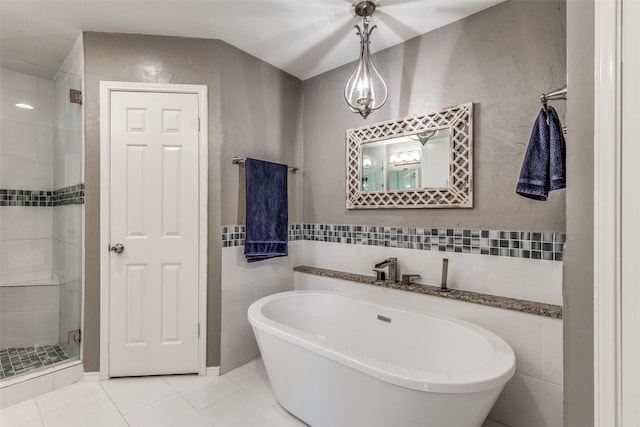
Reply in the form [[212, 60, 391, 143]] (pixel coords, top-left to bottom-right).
[[108, 90, 200, 377]]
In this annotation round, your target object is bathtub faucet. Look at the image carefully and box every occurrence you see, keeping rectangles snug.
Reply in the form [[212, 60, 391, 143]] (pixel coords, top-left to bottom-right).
[[373, 257, 398, 282]]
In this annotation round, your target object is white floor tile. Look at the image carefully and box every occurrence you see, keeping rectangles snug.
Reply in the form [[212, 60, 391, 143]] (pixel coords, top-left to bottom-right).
[[272, 403, 310, 427], [42, 396, 128, 427], [0, 400, 43, 427], [100, 376, 175, 415], [163, 374, 240, 410], [224, 358, 277, 406], [35, 382, 105, 423], [200, 389, 293, 427], [125, 393, 211, 427]]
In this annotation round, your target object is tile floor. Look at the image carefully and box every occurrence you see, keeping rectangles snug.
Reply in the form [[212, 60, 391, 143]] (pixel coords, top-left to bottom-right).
[[0, 358, 507, 427]]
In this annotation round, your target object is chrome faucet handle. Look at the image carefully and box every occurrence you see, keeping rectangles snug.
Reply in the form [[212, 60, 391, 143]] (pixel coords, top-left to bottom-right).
[[401, 274, 420, 285]]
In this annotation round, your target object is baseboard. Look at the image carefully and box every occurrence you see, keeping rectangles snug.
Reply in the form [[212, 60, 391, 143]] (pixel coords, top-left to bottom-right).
[[205, 366, 220, 377], [82, 372, 100, 382]]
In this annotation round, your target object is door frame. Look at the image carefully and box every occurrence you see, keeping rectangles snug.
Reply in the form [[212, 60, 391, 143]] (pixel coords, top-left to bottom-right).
[[99, 81, 208, 380], [594, 0, 621, 424], [595, 1, 640, 424]]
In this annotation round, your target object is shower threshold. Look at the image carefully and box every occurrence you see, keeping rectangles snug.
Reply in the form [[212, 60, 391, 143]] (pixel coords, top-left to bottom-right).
[[0, 345, 70, 380]]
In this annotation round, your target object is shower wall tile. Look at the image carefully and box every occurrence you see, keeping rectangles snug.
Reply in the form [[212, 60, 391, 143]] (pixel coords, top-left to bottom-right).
[[0, 286, 60, 313], [54, 156, 82, 193], [0, 206, 52, 241], [25, 285, 60, 312], [63, 204, 83, 246], [53, 132, 82, 190], [0, 69, 54, 128], [0, 120, 52, 160], [0, 312, 34, 348], [0, 155, 53, 191], [0, 287, 26, 313], [34, 311, 60, 346], [52, 240, 82, 284], [0, 286, 61, 348], [37, 126, 54, 159], [63, 241, 82, 283], [52, 239, 66, 279], [53, 63, 82, 190], [0, 238, 52, 285], [0, 185, 84, 208]]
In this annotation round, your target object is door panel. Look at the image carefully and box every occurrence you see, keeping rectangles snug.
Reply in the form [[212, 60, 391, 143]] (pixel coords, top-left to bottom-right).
[[109, 91, 200, 377]]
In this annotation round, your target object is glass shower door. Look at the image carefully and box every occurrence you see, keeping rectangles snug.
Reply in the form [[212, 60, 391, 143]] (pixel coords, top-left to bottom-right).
[[0, 58, 83, 381]]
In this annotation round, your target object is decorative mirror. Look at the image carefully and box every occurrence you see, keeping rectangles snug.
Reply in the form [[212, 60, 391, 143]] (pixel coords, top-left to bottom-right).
[[346, 102, 473, 209]]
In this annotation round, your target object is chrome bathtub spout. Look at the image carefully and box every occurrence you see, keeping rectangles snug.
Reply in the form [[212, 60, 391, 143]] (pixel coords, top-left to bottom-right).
[[373, 257, 397, 283]]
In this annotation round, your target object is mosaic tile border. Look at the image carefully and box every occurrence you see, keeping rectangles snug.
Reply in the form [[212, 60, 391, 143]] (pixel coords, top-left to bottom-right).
[[222, 223, 565, 262], [0, 345, 70, 380], [53, 183, 84, 206], [0, 184, 84, 207], [221, 224, 304, 248]]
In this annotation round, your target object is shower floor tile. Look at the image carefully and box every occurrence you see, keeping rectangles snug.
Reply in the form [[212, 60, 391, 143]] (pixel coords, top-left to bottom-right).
[[0, 345, 69, 380]]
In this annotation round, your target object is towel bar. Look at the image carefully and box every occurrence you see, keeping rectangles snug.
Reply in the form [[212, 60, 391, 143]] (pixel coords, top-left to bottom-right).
[[232, 156, 299, 173]]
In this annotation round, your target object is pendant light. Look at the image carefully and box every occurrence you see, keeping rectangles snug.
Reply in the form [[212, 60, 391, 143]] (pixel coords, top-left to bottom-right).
[[344, 1, 388, 119]]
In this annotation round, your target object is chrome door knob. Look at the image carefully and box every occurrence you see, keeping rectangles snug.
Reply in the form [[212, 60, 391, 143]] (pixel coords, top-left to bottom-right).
[[109, 243, 125, 254]]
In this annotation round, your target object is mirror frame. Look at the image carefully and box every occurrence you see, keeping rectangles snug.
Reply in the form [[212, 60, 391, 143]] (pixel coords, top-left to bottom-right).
[[346, 102, 474, 209]]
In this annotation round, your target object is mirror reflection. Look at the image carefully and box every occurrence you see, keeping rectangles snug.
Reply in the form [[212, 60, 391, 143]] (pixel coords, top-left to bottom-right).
[[361, 128, 451, 192]]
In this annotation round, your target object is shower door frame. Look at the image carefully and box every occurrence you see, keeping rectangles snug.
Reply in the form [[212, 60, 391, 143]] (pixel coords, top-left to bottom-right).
[[98, 81, 209, 380]]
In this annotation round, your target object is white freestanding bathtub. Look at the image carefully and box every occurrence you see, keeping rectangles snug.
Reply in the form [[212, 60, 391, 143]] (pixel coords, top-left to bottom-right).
[[248, 291, 515, 427]]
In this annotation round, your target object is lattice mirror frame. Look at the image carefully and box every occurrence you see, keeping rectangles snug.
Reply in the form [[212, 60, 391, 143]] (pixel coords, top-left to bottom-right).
[[346, 102, 473, 209]]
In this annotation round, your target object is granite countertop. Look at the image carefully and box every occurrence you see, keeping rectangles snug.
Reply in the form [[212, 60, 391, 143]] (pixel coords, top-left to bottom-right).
[[293, 265, 562, 319]]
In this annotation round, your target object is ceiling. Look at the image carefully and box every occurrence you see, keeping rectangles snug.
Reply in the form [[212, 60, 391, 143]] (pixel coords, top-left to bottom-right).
[[0, 0, 505, 81]]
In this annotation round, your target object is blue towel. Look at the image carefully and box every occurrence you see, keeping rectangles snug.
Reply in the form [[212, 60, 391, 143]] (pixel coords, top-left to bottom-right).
[[547, 106, 566, 191], [244, 158, 288, 263], [516, 106, 566, 200]]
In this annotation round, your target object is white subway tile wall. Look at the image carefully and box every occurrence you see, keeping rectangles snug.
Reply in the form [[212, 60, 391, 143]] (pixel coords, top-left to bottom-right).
[[220, 242, 301, 373], [0, 286, 60, 349], [223, 224, 563, 305]]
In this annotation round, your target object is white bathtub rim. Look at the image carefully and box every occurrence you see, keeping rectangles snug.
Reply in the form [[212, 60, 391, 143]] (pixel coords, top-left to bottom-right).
[[248, 290, 515, 394]]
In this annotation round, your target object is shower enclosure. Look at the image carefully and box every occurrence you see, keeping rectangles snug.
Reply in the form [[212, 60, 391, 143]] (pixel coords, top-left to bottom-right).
[[0, 57, 83, 381]]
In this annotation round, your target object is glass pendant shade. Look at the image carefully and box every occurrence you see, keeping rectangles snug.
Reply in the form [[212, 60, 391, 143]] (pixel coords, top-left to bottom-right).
[[344, 15, 388, 119]]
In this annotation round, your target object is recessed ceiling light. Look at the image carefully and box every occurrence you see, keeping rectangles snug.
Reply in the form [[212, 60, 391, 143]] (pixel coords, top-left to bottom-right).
[[15, 103, 35, 110]]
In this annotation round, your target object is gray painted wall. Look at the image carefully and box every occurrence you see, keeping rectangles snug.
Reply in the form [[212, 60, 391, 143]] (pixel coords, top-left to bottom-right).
[[83, 32, 302, 372], [302, 0, 566, 232], [219, 42, 303, 226], [564, 1, 594, 425]]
